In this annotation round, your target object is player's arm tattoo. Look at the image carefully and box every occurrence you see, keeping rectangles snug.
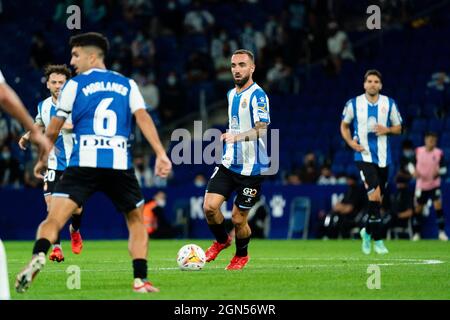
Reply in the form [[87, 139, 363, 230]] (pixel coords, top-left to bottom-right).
[[238, 121, 268, 142]]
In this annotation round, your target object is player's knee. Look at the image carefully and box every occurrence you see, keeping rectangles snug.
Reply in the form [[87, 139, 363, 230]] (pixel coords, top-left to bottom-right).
[[231, 214, 247, 228], [203, 201, 220, 218]]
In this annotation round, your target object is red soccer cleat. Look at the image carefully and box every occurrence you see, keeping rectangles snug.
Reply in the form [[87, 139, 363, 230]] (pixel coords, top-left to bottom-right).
[[70, 228, 83, 254], [225, 255, 249, 270], [205, 236, 232, 262], [133, 278, 160, 293], [49, 246, 65, 263]]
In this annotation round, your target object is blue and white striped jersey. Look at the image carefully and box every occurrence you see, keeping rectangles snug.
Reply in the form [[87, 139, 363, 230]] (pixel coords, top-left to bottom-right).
[[56, 68, 146, 170], [341, 94, 402, 167], [222, 82, 270, 176], [35, 96, 73, 171]]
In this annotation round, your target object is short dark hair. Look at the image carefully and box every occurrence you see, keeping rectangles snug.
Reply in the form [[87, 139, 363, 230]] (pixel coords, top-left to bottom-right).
[[364, 69, 382, 82], [44, 64, 71, 81], [69, 32, 110, 58], [233, 49, 254, 62], [425, 131, 438, 138]]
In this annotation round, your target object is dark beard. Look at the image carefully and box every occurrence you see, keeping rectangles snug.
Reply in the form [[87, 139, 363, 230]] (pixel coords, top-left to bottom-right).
[[234, 75, 250, 88]]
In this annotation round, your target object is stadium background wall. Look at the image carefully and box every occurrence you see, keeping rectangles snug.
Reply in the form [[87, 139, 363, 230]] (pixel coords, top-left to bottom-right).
[[1, 185, 448, 240]]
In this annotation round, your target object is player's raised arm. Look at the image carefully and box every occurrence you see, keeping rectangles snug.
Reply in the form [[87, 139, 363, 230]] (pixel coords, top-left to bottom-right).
[[130, 79, 172, 178]]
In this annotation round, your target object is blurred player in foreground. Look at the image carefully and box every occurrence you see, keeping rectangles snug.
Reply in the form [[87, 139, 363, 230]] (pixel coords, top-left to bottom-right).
[[0, 68, 51, 300], [15, 32, 171, 294]]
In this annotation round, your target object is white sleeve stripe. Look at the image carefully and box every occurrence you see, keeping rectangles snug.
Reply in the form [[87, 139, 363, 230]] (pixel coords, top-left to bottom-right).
[[57, 80, 78, 116], [129, 79, 146, 114]]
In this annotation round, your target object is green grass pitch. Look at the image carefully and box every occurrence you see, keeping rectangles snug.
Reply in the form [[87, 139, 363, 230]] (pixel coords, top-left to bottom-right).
[[4, 239, 450, 300]]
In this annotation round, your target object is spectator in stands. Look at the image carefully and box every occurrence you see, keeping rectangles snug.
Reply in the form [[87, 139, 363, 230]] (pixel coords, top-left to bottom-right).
[[131, 31, 156, 70], [427, 72, 450, 91], [210, 28, 238, 61], [138, 72, 159, 112], [214, 43, 234, 95], [134, 153, 153, 188], [160, 71, 184, 122], [326, 21, 354, 74], [239, 21, 266, 60], [317, 165, 337, 185], [83, 0, 106, 24], [183, 0, 215, 34], [0, 144, 22, 188], [300, 152, 319, 184], [160, 0, 184, 35], [285, 172, 302, 185], [186, 51, 212, 84], [30, 32, 54, 70], [321, 175, 366, 239], [266, 57, 293, 94]]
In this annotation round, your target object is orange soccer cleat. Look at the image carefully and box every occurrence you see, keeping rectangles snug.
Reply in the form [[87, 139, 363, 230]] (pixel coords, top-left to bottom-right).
[[133, 278, 160, 293], [49, 246, 65, 263], [70, 228, 83, 254], [225, 255, 249, 270], [205, 236, 232, 262]]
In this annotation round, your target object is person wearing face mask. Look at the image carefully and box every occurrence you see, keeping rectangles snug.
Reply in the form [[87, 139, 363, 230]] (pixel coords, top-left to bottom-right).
[[143, 191, 178, 239]]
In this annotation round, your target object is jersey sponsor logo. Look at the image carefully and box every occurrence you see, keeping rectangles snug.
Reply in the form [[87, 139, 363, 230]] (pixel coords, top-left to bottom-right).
[[242, 188, 258, 197], [80, 135, 127, 149], [231, 116, 239, 130]]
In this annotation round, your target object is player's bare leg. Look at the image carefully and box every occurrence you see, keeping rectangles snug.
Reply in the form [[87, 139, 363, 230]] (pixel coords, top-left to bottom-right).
[[125, 206, 159, 293], [45, 195, 64, 262], [203, 193, 232, 262], [15, 197, 77, 293], [226, 205, 250, 270], [434, 199, 448, 241]]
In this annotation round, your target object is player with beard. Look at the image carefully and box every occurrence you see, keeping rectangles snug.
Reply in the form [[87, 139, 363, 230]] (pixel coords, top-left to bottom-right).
[[202, 49, 271, 270], [340, 69, 403, 255]]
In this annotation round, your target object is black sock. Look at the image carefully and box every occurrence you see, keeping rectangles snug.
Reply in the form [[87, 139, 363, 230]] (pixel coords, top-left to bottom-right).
[[412, 214, 424, 234], [235, 237, 250, 257], [71, 211, 83, 231], [54, 234, 61, 246], [133, 259, 147, 279], [436, 209, 445, 231], [208, 221, 229, 244], [32, 238, 51, 255], [366, 201, 382, 241]]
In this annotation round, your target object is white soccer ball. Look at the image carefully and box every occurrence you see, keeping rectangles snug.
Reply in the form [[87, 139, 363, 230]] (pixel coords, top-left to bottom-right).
[[176, 244, 206, 271]]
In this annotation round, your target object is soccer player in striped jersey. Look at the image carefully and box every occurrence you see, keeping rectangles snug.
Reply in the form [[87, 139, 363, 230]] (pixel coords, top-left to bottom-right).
[[412, 132, 448, 241], [15, 32, 171, 294], [0, 68, 51, 300], [340, 69, 403, 255], [203, 49, 270, 270], [19, 64, 84, 262]]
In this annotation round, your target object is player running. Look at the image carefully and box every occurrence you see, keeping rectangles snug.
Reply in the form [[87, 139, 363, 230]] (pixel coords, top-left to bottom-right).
[[0, 68, 51, 300], [412, 132, 448, 241], [203, 49, 270, 270], [18, 64, 84, 262], [15, 32, 172, 294], [340, 69, 403, 255]]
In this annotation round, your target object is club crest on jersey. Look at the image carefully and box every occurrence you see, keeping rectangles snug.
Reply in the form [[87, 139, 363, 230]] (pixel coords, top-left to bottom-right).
[[241, 99, 247, 109]]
